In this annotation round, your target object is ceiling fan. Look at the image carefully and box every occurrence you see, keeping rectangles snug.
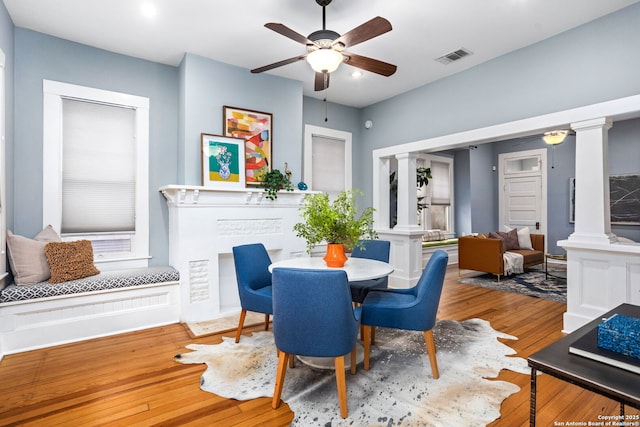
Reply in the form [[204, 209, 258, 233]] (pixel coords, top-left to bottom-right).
[[251, 0, 397, 91]]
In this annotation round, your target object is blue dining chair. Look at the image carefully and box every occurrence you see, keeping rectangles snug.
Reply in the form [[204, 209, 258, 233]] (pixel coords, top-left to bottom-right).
[[271, 268, 361, 419], [349, 239, 391, 303], [232, 243, 273, 343], [361, 249, 448, 378]]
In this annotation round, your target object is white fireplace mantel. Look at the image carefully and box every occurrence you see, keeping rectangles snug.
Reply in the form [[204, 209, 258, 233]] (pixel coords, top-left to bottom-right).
[[160, 185, 312, 322]]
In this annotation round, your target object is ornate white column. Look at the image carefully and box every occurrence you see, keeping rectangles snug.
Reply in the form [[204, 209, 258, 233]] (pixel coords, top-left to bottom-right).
[[568, 117, 615, 244], [376, 153, 424, 289], [372, 156, 391, 229], [559, 118, 640, 332], [394, 152, 421, 231]]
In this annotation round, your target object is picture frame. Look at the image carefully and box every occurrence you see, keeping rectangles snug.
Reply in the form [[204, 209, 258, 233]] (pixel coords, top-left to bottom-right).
[[223, 106, 272, 186], [570, 174, 640, 225], [201, 133, 246, 189]]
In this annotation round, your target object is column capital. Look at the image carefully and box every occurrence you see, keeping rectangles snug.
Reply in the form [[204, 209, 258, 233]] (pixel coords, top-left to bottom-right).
[[571, 117, 612, 132], [395, 152, 418, 161]]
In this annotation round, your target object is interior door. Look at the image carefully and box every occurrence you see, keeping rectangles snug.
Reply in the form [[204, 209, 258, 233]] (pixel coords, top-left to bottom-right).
[[503, 176, 542, 232], [498, 149, 547, 242]]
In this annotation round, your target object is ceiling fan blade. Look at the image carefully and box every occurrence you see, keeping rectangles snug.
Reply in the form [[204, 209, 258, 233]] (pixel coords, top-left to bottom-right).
[[332, 16, 392, 49], [265, 23, 314, 45], [314, 72, 330, 91], [343, 51, 397, 76], [251, 55, 307, 74]]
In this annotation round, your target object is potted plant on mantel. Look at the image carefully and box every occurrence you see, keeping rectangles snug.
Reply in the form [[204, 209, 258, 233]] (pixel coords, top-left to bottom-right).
[[258, 169, 294, 200], [293, 189, 377, 267]]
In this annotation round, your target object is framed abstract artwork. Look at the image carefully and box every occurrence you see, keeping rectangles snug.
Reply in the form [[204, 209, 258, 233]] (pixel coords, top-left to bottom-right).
[[223, 106, 272, 186], [201, 133, 246, 189], [570, 174, 640, 225]]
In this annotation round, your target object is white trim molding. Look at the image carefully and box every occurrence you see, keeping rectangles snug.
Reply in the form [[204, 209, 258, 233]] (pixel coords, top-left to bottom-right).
[[42, 80, 150, 269]]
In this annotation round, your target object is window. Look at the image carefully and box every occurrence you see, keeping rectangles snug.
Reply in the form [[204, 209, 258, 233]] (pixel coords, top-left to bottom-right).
[[303, 125, 352, 197], [43, 80, 150, 270], [419, 154, 454, 236]]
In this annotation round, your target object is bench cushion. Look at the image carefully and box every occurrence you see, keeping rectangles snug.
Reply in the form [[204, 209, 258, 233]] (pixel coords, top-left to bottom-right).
[[422, 238, 458, 248], [0, 266, 179, 303]]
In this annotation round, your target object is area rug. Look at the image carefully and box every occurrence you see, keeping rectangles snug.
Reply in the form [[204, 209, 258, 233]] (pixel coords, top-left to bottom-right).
[[174, 318, 529, 426], [184, 311, 266, 338], [458, 266, 566, 302]]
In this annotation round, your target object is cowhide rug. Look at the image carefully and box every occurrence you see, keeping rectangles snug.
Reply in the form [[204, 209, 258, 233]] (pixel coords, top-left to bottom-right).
[[174, 318, 529, 426]]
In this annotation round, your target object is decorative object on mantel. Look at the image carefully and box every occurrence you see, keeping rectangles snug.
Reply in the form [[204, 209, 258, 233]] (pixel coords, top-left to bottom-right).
[[200, 133, 246, 189], [284, 162, 292, 181], [297, 181, 308, 191], [258, 169, 294, 200], [293, 189, 377, 267], [223, 105, 272, 186]]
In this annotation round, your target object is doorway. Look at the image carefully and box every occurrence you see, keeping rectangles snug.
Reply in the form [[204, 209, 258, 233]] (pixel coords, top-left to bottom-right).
[[498, 148, 547, 247]]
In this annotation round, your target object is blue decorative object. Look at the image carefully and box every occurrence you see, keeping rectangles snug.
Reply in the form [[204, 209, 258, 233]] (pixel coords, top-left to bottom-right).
[[297, 181, 308, 191], [597, 313, 640, 359]]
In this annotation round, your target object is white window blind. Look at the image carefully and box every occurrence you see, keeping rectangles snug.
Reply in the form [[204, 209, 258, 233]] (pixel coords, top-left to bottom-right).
[[61, 99, 136, 234], [311, 135, 345, 194], [430, 160, 451, 205]]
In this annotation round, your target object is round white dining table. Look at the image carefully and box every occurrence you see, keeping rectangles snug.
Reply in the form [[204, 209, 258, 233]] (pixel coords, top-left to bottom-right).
[[268, 256, 394, 281], [268, 256, 394, 370]]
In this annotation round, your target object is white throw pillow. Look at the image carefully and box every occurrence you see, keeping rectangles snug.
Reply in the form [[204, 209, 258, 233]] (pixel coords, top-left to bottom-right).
[[6, 225, 62, 285], [504, 226, 533, 250]]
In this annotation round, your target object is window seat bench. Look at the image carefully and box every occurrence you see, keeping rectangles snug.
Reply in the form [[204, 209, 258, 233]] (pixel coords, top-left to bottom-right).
[[422, 238, 459, 267], [0, 266, 180, 357]]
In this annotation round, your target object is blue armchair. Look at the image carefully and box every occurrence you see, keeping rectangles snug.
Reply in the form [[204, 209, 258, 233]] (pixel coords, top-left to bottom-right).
[[232, 243, 273, 343], [349, 239, 391, 303], [271, 267, 361, 419], [361, 249, 448, 378]]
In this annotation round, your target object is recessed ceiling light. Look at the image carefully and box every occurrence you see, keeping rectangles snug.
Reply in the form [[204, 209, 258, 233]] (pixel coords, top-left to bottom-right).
[[351, 71, 363, 78], [140, 2, 157, 19]]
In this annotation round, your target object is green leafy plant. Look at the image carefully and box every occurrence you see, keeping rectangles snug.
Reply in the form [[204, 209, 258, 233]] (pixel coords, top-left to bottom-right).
[[293, 189, 377, 254], [258, 169, 294, 200], [389, 167, 433, 226]]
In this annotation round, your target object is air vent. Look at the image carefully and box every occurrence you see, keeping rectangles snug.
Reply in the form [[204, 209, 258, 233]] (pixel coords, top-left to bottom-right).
[[435, 48, 473, 65]]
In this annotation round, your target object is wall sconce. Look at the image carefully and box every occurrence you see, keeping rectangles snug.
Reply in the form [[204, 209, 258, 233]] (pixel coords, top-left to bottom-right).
[[543, 130, 569, 145]]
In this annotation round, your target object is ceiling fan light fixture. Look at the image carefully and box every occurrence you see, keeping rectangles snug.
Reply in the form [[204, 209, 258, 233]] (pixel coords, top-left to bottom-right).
[[543, 130, 569, 145], [307, 48, 344, 73]]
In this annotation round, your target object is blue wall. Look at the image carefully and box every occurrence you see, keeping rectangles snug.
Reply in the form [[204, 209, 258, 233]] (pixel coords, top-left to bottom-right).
[[462, 116, 640, 254], [302, 96, 364, 188], [178, 53, 304, 186], [0, 4, 13, 230], [356, 3, 640, 211], [353, 3, 640, 250], [12, 28, 179, 265], [3, 1, 640, 267]]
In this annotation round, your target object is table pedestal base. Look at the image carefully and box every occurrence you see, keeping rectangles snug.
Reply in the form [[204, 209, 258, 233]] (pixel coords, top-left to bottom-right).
[[297, 343, 365, 370]]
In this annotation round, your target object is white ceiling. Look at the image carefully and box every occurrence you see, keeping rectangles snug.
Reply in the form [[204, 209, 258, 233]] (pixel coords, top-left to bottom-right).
[[4, 0, 640, 108]]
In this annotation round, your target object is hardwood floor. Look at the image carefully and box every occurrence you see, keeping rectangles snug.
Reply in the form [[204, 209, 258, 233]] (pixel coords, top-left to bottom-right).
[[1, 268, 637, 426]]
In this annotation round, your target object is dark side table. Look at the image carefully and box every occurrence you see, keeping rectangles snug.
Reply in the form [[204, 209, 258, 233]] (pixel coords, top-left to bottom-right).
[[528, 303, 640, 426], [545, 253, 567, 280]]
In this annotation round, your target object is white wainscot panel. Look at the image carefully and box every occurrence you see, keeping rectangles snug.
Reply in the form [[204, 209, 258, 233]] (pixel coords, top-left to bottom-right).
[[560, 242, 640, 332]]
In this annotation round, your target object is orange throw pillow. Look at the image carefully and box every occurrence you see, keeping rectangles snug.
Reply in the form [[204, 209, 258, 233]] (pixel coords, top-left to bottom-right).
[[44, 240, 100, 284]]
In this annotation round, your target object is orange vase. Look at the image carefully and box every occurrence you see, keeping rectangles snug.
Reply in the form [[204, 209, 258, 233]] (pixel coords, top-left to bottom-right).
[[323, 243, 348, 268]]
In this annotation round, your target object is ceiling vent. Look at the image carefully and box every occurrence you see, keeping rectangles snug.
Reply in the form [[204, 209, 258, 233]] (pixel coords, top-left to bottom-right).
[[435, 47, 473, 65]]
